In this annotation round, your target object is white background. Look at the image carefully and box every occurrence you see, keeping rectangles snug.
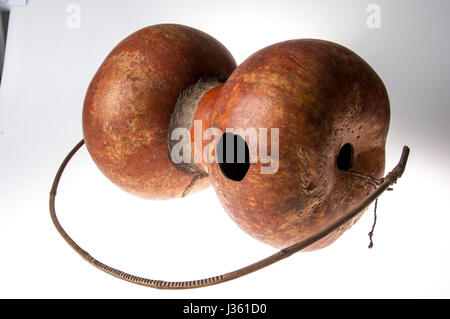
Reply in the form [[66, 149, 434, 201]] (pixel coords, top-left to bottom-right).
[[0, 0, 449, 298]]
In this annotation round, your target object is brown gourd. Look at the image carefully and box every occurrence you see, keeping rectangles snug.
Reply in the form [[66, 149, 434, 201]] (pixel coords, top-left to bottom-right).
[[50, 24, 410, 289]]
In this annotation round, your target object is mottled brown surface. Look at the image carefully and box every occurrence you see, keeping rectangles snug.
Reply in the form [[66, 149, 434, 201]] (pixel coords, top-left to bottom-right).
[[209, 40, 390, 249], [83, 24, 236, 199], [83, 25, 390, 250]]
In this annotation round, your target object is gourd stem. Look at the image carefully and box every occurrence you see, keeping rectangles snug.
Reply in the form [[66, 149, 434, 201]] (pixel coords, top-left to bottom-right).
[[50, 140, 410, 289]]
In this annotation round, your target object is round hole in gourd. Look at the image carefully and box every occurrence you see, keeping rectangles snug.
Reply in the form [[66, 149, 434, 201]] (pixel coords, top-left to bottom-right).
[[217, 133, 250, 181]]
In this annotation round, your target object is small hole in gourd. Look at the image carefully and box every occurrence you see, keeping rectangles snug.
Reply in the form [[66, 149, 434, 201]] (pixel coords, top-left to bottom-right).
[[337, 143, 354, 171]]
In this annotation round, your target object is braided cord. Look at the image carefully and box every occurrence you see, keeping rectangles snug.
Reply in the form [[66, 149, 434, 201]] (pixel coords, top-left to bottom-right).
[[50, 139, 410, 289]]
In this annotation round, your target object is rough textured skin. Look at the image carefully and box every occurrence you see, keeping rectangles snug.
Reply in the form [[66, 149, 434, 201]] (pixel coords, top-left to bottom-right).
[[190, 83, 224, 174], [83, 24, 236, 199], [208, 40, 390, 249], [167, 77, 220, 177]]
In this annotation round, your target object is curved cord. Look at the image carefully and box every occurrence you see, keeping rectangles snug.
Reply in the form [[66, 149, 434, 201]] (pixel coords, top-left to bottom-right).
[[50, 140, 410, 289]]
